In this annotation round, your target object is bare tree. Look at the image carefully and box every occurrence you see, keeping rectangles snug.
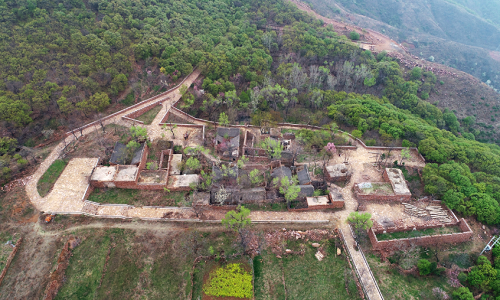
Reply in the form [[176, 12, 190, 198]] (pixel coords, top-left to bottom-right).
[[288, 63, 307, 90], [327, 74, 338, 90]]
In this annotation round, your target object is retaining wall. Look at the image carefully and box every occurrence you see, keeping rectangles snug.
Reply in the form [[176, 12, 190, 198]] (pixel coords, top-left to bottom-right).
[[368, 218, 472, 251]]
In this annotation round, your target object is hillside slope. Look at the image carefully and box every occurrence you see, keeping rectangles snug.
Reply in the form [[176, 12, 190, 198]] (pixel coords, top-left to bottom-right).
[[288, 0, 500, 143], [301, 0, 500, 93]]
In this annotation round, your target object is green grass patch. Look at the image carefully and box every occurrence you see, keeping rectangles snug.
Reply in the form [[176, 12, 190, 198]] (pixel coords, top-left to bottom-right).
[[376, 226, 461, 241], [37, 159, 67, 197], [366, 253, 452, 299], [150, 246, 194, 298], [95, 230, 142, 299], [55, 230, 110, 299], [254, 239, 361, 300], [135, 105, 162, 125], [87, 188, 140, 205], [87, 188, 187, 206]]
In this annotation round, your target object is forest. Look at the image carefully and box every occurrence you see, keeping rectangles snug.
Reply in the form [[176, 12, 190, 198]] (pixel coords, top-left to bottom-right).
[[1, 0, 500, 231]]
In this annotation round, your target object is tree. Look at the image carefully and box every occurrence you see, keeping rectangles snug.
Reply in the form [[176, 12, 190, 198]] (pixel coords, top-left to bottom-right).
[[221, 205, 251, 242], [451, 287, 474, 300], [274, 175, 300, 208], [57, 96, 74, 114], [219, 112, 229, 126], [249, 169, 263, 187], [185, 157, 201, 172], [0, 137, 17, 155], [215, 185, 230, 206], [467, 256, 497, 290], [130, 125, 148, 141], [260, 137, 283, 160], [110, 74, 128, 95], [261, 31, 275, 52], [418, 259, 432, 276], [349, 31, 360, 40], [76, 92, 110, 116], [351, 130, 363, 139], [162, 122, 177, 139], [191, 170, 212, 191], [410, 67, 422, 81], [347, 212, 373, 236], [400, 147, 411, 165], [180, 84, 195, 108]]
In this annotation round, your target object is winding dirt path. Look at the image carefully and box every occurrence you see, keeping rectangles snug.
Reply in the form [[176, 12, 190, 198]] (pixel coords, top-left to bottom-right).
[[24, 70, 201, 214]]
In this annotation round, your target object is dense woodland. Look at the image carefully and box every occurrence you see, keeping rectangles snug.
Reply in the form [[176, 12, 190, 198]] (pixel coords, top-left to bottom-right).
[[0, 0, 499, 217]]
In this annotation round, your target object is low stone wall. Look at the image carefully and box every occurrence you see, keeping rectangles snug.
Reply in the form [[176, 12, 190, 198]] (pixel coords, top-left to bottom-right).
[[368, 218, 473, 251]]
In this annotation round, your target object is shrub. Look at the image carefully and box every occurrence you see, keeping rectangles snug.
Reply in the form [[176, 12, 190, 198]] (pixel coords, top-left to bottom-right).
[[452, 287, 474, 300], [410, 67, 422, 80], [402, 139, 415, 147], [477, 255, 491, 265], [457, 272, 467, 284], [418, 259, 432, 275], [0, 137, 17, 155], [203, 263, 253, 298], [365, 139, 376, 146], [352, 130, 363, 138], [349, 31, 360, 40]]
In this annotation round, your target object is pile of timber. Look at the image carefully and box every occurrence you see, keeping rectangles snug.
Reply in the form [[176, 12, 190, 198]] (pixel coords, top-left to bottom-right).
[[402, 203, 428, 217], [426, 206, 452, 223]]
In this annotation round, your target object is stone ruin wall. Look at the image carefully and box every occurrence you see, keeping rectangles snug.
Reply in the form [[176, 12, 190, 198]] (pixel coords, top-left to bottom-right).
[[353, 184, 412, 202]]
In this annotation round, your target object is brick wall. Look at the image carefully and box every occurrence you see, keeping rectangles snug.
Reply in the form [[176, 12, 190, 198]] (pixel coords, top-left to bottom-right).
[[368, 218, 473, 251], [137, 144, 149, 171]]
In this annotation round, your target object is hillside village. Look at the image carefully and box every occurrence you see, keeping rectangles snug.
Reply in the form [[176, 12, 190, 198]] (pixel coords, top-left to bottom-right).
[[0, 69, 472, 300], [2, 0, 500, 299]]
